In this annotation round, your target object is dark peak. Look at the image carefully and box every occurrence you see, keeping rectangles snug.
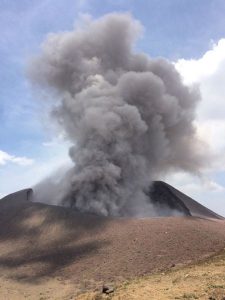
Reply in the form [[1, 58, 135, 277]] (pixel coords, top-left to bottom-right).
[[150, 181, 224, 220]]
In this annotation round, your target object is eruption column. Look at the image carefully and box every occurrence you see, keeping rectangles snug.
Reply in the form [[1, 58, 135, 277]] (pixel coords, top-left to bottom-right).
[[29, 13, 206, 217]]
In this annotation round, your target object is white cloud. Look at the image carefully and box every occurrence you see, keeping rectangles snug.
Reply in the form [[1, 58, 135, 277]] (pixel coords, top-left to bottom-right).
[[176, 39, 225, 85], [176, 39, 225, 121], [0, 150, 34, 166], [175, 38, 225, 165], [195, 120, 225, 153], [173, 38, 225, 216]]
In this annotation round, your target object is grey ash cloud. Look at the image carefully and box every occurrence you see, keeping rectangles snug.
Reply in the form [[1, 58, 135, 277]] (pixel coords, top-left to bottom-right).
[[28, 13, 207, 217]]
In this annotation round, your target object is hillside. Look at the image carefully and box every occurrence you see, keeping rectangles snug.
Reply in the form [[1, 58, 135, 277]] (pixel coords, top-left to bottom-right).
[[0, 183, 224, 298]]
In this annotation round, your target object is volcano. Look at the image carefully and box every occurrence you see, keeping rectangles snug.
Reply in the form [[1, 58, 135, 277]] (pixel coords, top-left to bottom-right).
[[149, 181, 224, 219], [0, 182, 224, 298], [2, 181, 223, 219]]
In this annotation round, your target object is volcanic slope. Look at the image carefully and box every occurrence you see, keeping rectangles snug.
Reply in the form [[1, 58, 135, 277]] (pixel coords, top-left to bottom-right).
[[149, 181, 224, 219], [0, 183, 225, 298]]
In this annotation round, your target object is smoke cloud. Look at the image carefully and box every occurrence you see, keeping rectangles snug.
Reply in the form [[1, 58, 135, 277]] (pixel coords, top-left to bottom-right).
[[29, 13, 207, 217]]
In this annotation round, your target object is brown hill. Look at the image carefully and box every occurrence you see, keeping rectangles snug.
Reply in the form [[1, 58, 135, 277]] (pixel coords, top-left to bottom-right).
[[0, 184, 225, 292]]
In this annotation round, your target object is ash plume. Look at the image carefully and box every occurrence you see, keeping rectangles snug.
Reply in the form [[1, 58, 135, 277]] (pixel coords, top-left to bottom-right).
[[29, 13, 207, 217]]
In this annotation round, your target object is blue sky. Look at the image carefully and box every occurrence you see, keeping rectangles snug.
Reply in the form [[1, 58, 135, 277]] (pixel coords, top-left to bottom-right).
[[1, 0, 225, 215]]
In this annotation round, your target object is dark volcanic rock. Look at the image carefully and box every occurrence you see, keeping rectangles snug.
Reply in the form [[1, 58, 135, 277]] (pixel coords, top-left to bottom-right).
[[102, 284, 114, 294], [149, 181, 224, 219]]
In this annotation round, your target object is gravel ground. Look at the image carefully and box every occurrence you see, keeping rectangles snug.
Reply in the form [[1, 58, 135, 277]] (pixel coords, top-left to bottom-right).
[[0, 192, 225, 290]]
